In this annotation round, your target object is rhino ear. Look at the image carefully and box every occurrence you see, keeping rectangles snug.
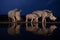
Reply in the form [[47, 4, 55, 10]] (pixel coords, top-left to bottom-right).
[[44, 10, 50, 13]]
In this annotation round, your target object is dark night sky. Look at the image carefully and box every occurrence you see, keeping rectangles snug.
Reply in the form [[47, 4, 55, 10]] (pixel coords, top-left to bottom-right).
[[0, 0, 60, 17]]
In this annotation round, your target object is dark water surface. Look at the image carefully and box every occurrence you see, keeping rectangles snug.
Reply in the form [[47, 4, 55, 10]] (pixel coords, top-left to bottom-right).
[[0, 23, 60, 40]]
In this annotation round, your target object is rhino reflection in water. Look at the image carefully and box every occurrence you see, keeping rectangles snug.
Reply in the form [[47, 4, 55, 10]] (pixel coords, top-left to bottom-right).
[[34, 25, 57, 35], [26, 23, 57, 35], [26, 23, 39, 32], [7, 23, 21, 36]]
